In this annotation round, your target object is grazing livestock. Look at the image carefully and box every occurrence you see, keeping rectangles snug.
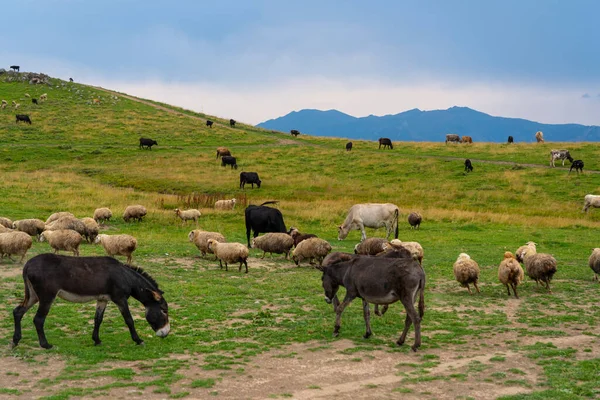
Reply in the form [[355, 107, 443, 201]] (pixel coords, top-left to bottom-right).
[[12, 254, 169, 349], [508, 135, 514, 144], [94, 234, 138, 264], [322, 256, 425, 351], [92, 98, 101, 105], [515, 241, 536, 264], [0, 231, 32, 264], [80, 217, 100, 243], [207, 239, 249, 273], [240, 172, 261, 189], [1, 99, 7, 109], [12, 219, 45, 239], [229, 119, 236, 127], [569, 160, 584, 175], [216, 146, 231, 159], [388, 239, 424, 265], [549, 149, 573, 167], [123, 205, 147, 222], [39, 229, 83, 256], [292, 237, 332, 267], [188, 229, 226, 258], [93, 207, 113, 223], [15, 114, 31, 124], [221, 156, 238, 169], [588, 248, 600, 282], [290, 129, 300, 137], [346, 142, 352, 151], [0, 217, 13, 229], [461, 136, 473, 144], [378, 138, 393, 149], [10, 65, 19, 72], [445, 134, 460, 144], [39, 93, 47, 101], [214, 198, 237, 210], [523, 247, 557, 293], [174, 208, 201, 223], [338, 203, 399, 241], [206, 120, 213, 128], [354, 237, 389, 256], [69, 77, 74, 82], [464, 159, 473, 172], [139, 138, 158, 150], [535, 131, 544, 143], [288, 227, 317, 247], [498, 252, 524, 298], [14, 103, 20, 109], [453, 253, 481, 294], [32, 98, 38, 105], [252, 232, 294, 259], [244, 201, 287, 247], [582, 194, 600, 213], [407, 212, 422, 229]]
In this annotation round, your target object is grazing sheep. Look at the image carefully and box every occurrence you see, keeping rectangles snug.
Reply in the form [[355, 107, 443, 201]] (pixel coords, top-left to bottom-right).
[[252, 232, 294, 259], [207, 239, 249, 273], [40, 229, 83, 256], [80, 217, 99, 243], [0, 231, 33, 263], [93, 207, 113, 223], [46, 211, 75, 224], [388, 239, 424, 265], [407, 212, 422, 229], [45, 216, 86, 236], [12, 219, 45, 239], [292, 237, 332, 267], [214, 199, 237, 210], [14, 103, 20, 109], [24, 93, 30, 98], [515, 241, 536, 263], [94, 234, 138, 264], [354, 237, 389, 256], [583, 194, 600, 213], [588, 248, 600, 282], [453, 253, 480, 294], [123, 205, 147, 222], [0, 225, 14, 233], [288, 227, 318, 247], [174, 208, 201, 223], [535, 131, 544, 143], [216, 147, 231, 159], [523, 247, 557, 293], [498, 252, 524, 298], [40, 93, 47, 101], [188, 230, 226, 258], [0, 217, 13, 228], [1, 100, 7, 109]]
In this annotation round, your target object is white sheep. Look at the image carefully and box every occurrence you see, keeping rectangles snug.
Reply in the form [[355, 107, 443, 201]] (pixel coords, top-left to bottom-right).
[[388, 239, 424, 265], [252, 232, 294, 259], [515, 241, 536, 263], [498, 251, 524, 298], [14, 103, 20, 109], [354, 237, 389, 256], [214, 199, 237, 210], [45, 216, 86, 236], [93, 207, 113, 223], [292, 237, 332, 267], [40, 93, 47, 101], [94, 234, 138, 264], [40, 229, 83, 256], [12, 219, 46, 239], [207, 239, 249, 273], [188, 230, 226, 258], [80, 217, 99, 243], [1, 100, 7, 109], [0, 225, 14, 233], [174, 208, 201, 223], [0, 231, 33, 263], [46, 211, 75, 224], [453, 253, 481, 294], [0, 217, 13, 228], [24, 93, 30, 98], [123, 205, 147, 222], [582, 194, 600, 213], [588, 248, 600, 282]]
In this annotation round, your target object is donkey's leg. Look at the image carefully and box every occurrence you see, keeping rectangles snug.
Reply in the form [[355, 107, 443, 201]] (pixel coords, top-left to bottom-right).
[[12, 282, 39, 348], [33, 295, 57, 349], [362, 300, 372, 339], [334, 294, 355, 337], [398, 298, 421, 351], [114, 298, 143, 345], [92, 300, 108, 345]]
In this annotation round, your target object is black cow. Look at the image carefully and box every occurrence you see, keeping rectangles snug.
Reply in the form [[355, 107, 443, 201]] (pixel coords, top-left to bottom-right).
[[69, 78, 74, 82], [569, 160, 584, 175], [230, 119, 236, 127], [244, 201, 287, 247], [290, 129, 300, 137], [378, 138, 393, 149], [32, 98, 38, 105], [139, 137, 158, 150], [240, 172, 261, 189], [346, 142, 353, 151], [464, 159, 473, 172], [221, 156, 238, 169], [206, 120, 213, 128], [10, 65, 19, 72], [15, 114, 31, 124], [507, 136, 514, 144]]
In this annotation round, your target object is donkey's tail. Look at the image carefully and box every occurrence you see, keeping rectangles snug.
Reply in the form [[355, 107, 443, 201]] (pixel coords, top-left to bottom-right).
[[418, 277, 425, 318], [394, 208, 399, 239]]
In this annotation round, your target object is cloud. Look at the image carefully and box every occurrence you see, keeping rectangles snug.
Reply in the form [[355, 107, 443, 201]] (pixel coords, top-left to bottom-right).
[[582, 93, 591, 98]]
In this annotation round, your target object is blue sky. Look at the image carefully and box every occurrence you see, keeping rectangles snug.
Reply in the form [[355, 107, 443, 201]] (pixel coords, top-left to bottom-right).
[[2, 0, 599, 125]]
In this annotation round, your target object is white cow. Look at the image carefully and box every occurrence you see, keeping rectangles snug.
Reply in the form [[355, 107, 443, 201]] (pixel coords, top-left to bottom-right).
[[550, 149, 572, 167], [338, 203, 400, 241], [583, 194, 600, 213]]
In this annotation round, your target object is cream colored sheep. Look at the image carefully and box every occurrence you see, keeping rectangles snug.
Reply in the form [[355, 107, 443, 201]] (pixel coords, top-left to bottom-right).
[[123, 205, 147, 222], [523, 246, 557, 293], [45, 216, 86, 236], [40, 229, 83, 256], [292, 237, 332, 267], [0, 231, 33, 263], [94, 234, 137, 264], [80, 217, 99, 243], [207, 239, 249, 273], [46, 212, 75, 224], [354, 237, 389, 256], [188, 230, 226, 258], [388, 239, 424, 265], [93, 207, 113, 223], [40, 93, 47, 101], [515, 241, 536, 263], [0, 225, 14, 233], [498, 252, 524, 298], [252, 233, 294, 259], [588, 248, 600, 282], [453, 253, 480, 294], [214, 199, 237, 210], [174, 208, 201, 223], [12, 219, 45, 239], [582, 194, 600, 213], [0, 217, 13, 228]]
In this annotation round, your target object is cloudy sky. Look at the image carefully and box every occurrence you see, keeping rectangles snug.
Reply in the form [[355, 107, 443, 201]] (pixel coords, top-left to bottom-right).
[[2, 0, 599, 125]]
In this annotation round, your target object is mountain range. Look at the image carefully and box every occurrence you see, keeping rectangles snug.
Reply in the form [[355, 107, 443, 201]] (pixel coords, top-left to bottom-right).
[[257, 107, 600, 142]]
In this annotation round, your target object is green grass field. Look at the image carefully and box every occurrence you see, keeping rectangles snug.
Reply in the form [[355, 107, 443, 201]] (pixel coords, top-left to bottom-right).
[[0, 74, 599, 399]]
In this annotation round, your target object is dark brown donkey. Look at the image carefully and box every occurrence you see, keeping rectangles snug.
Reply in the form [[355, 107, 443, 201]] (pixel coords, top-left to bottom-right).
[[321, 255, 426, 351], [12, 253, 170, 349]]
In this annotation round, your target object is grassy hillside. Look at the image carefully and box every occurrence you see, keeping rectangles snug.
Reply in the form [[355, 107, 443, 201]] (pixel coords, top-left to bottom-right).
[[0, 74, 599, 399]]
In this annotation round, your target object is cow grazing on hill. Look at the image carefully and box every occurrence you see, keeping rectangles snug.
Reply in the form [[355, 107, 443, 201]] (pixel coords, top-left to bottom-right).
[[206, 120, 214, 128], [245, 201, 287, 247], [550, 149, 573, 167], [15, 114, 31, 124], [32, 98, 38, 105], [69, 77, 74, 82], [240, 172, 261, 189], [216, 147, 231, 159], [508, 136, 514, 144], [290, 129, 300, 137], [229, 119, 236, 127], [378, 138, 393, 149], [139, 138, 158, 150], [10, 65, 19, 72], [569, 160, 584, 175], [445, 134, 460, 144], [464, 159, 473, 172], [221, 156, 238, 169], [338, 203, 400, 241], [461, 136, 473, 144], [346, 142, 352, 151]]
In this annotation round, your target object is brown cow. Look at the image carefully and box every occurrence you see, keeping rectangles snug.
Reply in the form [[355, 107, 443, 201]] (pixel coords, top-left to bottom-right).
[[461, 136, 473, 144]]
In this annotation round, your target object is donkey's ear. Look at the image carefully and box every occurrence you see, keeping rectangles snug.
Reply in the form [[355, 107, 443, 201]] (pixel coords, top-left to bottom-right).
[[151, 291, 162, 301]]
